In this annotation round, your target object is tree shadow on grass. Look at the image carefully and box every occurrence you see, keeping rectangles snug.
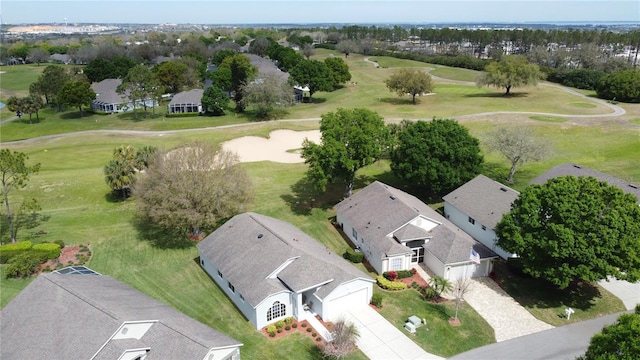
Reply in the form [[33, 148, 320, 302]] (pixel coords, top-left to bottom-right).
[[464, 92, 529, 98], [494, 261, 602, 312], [379, 97, 416, 105], [132, 216, 194, 249], [281, 177, 345, 216]]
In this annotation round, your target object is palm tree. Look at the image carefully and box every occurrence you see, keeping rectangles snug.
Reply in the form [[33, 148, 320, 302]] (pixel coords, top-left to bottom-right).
[[429, 276, 453, 299], [323, 319, 360, 359], [103, 157, 136, 200]]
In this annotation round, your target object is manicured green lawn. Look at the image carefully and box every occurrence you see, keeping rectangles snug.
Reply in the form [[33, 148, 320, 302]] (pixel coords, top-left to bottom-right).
[[376, 288, 495, 357], [492, 262, 626, 327], [429, 66, 481, 82]]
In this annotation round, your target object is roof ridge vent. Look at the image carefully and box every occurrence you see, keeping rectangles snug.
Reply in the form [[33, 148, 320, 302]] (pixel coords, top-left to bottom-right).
[[573, 164, 582, 169], [390, 195, 396, 200], [257, 234, 264, 239], [629, 184, 639, 189], [500, 187, 508, 192]]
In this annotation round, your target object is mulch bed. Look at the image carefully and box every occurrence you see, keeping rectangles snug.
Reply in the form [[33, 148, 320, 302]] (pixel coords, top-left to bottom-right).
[[262, 318, 328, 345], [398, 272, 429, 288], [39, 244, 92, 273]]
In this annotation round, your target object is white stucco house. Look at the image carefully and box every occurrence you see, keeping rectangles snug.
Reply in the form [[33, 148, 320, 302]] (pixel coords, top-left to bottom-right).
[[0, 269, 243, 360], [197, 212, 374, 330], [335, 181, 497, 281], [443, 175, 520, 260]]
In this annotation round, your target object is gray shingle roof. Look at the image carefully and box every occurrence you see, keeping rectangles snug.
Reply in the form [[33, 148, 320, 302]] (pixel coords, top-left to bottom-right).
[[197, 212, 372, 307], [443, 175, 520, 230], [394, 223, 430, 241], [244, 53, 289, 81], [0, 273, 242, 360], [91, 78, 128, 104], [336, 181, 497, 264], [170, 89, 203, 105], [530, 163, 640, 204]]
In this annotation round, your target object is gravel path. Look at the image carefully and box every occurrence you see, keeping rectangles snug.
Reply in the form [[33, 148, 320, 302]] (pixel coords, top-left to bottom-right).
[[462, 277, 554, 342]]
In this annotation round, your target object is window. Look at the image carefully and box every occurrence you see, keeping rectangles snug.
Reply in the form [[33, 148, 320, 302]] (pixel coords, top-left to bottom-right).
[[217, 270, 223, 278], [352, 228, 358, 240], [411, 247, 424, 263], [228, 281, 235, 293], [391, 257, 403, 271], [239, 294, 245, 302], [267, 301, 286, 321], [200, 259, 204, 266], [481, 225, 486, 231], [468, 217, 475, 225]]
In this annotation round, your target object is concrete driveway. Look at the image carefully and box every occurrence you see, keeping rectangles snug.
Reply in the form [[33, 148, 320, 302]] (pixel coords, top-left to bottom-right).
[[598, 277, 640, 310], [342, 305, 444, 360]]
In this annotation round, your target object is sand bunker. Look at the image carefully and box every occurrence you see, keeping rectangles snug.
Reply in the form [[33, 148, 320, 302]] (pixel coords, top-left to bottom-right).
[[222, 130, 321, 163]]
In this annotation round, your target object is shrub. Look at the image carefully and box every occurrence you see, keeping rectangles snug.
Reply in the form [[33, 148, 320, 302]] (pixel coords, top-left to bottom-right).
[[32, 243, 61, 260], [424, 286, 438, 300], [292, 323, 298, 328], [312, 332, 317, 337], [5, 251, 47, 279], [275, 320, 285, 329], [411, 281, 418, 288], [384, 271, 398, 281], [596, 70, 640, 103], [266, 324, 277, 334], [285, 325, 291, 331], [0, 241, 33, 264], [301, 322, 307, 328], [284, 316, 294, 324], [376, 275, 407, 290], [277, 328, 283, 333], [306, 327, 312, 332], [269, 332, 276, 337], [53, 240, 65, 249], [397, 269, 415, 279], [343, 249, 363, 263], [316, 336, 322, 342], [371, 292, 383, 308]]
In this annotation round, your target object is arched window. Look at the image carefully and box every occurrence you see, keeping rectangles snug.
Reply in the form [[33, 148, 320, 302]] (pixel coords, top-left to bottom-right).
[[266, 301, 286, 321]]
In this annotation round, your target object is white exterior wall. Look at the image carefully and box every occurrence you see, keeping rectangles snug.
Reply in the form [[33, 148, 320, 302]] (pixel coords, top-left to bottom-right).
[[320, 279, 373, 321], [444, 202, 515, 259], [424, 251, 445, 278], [254, 292, 292, 330], [446, 260, 493, 281], [203, 347, 241, 360], [337, 213, 384, 274], [199, 252, 259, 329], [383, 254, 412, 273]]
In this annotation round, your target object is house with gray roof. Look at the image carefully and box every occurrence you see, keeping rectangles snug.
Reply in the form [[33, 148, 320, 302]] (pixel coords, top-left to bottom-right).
[[335, 181, 497, 281], [530, 163, 640, 204], [91, 78, 155, 114], [443, 175, 520, 259], [197, 212, 374, 330], [168, 89, 204, 114], [0, 271, 242, 360]]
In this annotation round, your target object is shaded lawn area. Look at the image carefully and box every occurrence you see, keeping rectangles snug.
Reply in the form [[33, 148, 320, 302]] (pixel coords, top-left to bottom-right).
[[492, 261, 625, 327], [376, 287, 495, 358]]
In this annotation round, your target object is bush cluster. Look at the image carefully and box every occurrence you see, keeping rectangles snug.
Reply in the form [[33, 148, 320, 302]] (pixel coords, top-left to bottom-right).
[[33, 243, 62, 260], [371, 292, 383, 308], [266, 324, 276, 334], [369, 49, 489, 71], [275, 320, 285, 329], [343, 249, 363, 263], [376, 275, 407, 290], [383, 269, 415, 280], [0, 241, 33, 263], [5, 252, 48, 279]]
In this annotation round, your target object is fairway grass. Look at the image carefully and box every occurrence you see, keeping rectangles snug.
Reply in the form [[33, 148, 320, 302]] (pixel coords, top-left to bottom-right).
[[1, 58, 639, 358]]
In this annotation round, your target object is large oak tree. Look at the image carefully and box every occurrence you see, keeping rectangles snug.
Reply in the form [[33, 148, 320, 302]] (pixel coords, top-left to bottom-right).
[[301, 108, 390, 197], [496, 176, 640, 289], [133, 142, 252, 241], [476, 55, 541, 95], [391, 119, 483, 195], [578, 305, 640, 360], [384, 68, 433, 104]]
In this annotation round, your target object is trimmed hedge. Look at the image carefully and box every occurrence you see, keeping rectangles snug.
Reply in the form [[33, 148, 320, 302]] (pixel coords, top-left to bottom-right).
[[371, 292, 383, 308], [33, 243, 61, 260], [5, 251, 47, 279], [343, 249, 363, 263], [0, 241, 33, 264], [383, 269, 415, 280], [376, 275, 407, 290]]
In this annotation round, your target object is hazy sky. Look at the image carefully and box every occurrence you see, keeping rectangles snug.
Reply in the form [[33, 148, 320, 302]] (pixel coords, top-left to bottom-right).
[[2, 1, 639, 25]]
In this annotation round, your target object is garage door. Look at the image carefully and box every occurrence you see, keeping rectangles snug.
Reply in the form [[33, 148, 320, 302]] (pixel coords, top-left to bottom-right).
[[326, 288, 368, 321]]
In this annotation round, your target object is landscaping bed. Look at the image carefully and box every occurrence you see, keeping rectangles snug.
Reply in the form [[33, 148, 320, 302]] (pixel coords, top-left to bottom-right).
[[261, 318, 327, 345], [40, 244, 92, 272]]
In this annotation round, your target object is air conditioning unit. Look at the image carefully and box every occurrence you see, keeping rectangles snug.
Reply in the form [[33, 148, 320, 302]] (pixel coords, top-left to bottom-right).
[[404, 322, 416, 333]]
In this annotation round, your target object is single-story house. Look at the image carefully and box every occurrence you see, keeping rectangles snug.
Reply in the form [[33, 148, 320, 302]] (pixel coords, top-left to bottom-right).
[[530, 163, 640, 204], [0, 269, 243, 360], [197, 212, 374, 330], [168, 89, 204, 114], [91, 78, 155, 113], [335, 181, 497, 281], [443, 175, 520, 259]]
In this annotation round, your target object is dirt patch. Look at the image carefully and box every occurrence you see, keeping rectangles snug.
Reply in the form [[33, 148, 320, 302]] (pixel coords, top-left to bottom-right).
[[39, 244, 92, 272]]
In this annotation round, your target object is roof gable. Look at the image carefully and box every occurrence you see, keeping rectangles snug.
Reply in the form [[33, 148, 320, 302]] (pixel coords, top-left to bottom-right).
[[91, 78, 128, 104], [530, 163, 640, 204], [443, 175, 520, 229], [197, 213, 372, 306], [0, 273, 241, 359], [169, 89, 203, 105]]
